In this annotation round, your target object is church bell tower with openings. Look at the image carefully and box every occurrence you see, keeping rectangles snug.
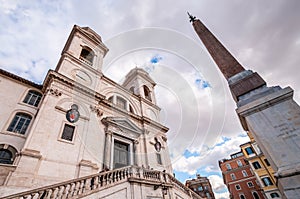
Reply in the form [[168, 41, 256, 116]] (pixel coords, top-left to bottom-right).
[[55, 25, 109, 87]]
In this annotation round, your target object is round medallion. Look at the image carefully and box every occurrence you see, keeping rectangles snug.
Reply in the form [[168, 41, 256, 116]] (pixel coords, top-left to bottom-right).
[[66, 104, 80, 123]]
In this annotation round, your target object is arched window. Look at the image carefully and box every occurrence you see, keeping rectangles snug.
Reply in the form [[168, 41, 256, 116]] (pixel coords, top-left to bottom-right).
[[242, 170, 248, 177], [23, 90, 42, 107], [129, 86, 135, 94], [0, 149, 12, 164], [108, 96, 114, 103], [129, 104, 134, 114], [253, 192, 260, 199], [79, 47, 94, 65], [230, 173, 236, 180], [237, 160, 243, 167], [0, 145, 17, 165], [226, 163, 231, 170], [240, 194, 245, 199], [116, 96, 126, 110], [7, 113, 32, 134], [143, 85, 152, 101]]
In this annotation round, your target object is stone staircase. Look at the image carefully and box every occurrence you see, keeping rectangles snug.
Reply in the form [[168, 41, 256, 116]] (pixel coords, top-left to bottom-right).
[[0, 166, 203, 199]]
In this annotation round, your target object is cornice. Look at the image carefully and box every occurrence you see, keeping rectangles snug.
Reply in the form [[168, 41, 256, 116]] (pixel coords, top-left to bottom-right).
[[0, 68, 43, 90], [43, 70, 105, 101]]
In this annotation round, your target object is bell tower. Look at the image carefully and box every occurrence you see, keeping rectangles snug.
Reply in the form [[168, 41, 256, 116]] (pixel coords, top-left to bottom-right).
[[189, 13, 300, 198], [122, 67, 157, 105], [55, 25, 109, 86]]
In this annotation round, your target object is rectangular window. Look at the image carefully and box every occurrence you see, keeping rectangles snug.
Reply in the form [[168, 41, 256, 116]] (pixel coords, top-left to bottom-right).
[[197, 186, 203, 191], [262, 177, 274, 186], [230, 173, 236, 180], [116, 96, 126, 109], [237, 160, 243, 167], [226, 163, 231, 170], [23, 90, 42, 107], [242, 170, 248, 177], [235, 184, 241, 190], [264, 159, 271, 166], [7, 113, 32, 135], [156, 153, 162, 165], [245, 147, 254, 155], [247, 181, 254, 187], [61, 124, 75, 141], [114, 140, 129, 169], [252, 161, 262, 169]]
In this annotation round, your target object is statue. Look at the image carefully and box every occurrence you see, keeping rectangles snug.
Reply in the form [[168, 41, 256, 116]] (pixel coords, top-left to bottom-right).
[[187, 12, 196, 22]]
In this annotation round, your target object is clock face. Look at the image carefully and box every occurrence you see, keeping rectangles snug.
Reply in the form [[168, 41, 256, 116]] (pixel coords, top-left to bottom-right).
[[66, 104, 80, 123]]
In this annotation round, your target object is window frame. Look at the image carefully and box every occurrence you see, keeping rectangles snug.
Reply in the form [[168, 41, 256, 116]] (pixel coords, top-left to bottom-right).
[[226, 163, 232, 170], [264, 158, 271, 166], [237, 160, 243, 167], [116, 96, 127, 110], [235, 184, 241, 190], [7, 112, 32, 135], [261, 176, 274, 187], [79, 46, 95, 66], [0, 144, 17, 165], [247, 181, 254, 187], [143, 85, 152, 101], [242, 170, 248, 177], [23, 90, 42, 107], [111, 136, 133, 169], [240, 194, 245, 199], [230, 173, 236, 180], [245, 147, 254, 155], [156, 153, 163, 165], [252, 191, 260, 199], [58, 122, 76, 144], [252, 161, 262, 169], [270, 192, 280, 198]]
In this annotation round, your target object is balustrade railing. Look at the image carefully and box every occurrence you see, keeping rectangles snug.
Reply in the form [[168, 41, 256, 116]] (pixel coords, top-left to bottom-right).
[[1, 166, 202, 199]]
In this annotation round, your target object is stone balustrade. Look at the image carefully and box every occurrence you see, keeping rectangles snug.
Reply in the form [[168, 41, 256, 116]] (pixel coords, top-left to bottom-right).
[[1, 166, 202, 199], [79, 57, 92, 66]]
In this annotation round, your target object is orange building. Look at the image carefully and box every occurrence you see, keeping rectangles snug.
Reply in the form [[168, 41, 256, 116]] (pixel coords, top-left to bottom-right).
[[219, 151, 265, 199]]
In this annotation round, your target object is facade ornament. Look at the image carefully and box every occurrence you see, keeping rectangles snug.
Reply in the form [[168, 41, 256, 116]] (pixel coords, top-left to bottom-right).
[[48, 88, 62, 97], [66, 104, 80, 123], [161, 136, 167, 142], [90, 105, 103, 117], [154, 137, 162, 152]]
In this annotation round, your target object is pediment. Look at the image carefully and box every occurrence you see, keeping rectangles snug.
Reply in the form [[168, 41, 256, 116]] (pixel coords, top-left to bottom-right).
[[80, 26, 102, 43], [101, 117, 143, 138]]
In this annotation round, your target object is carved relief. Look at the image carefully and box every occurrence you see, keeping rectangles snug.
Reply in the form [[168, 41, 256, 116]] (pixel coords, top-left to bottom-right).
[[48, 88, 62, 97], [90, 105, 103, 117]]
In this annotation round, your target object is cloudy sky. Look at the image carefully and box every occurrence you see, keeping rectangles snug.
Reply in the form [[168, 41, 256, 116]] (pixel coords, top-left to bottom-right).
[[1, 1, 300, 198]]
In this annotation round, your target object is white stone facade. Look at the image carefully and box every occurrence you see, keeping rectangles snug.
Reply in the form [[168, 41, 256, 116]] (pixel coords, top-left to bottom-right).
[[0, 25, 200, 198]]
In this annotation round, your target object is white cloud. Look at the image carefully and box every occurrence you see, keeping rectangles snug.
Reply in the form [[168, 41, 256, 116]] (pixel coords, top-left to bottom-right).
[[214, 191, 230, 199], [1, 0, 300, 191], [208, 175, 226, 192], [172, 135, 250, 175]]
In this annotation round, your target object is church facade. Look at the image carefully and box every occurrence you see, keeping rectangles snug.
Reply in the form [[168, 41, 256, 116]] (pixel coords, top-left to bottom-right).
[[0, 25, 202, 198]]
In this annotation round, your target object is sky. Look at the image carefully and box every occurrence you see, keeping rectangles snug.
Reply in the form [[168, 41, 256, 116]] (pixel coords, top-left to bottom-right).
[[1, 1, 300, 198]]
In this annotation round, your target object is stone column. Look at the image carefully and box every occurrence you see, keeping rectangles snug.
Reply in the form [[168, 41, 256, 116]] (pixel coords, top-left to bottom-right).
[[103, 131, 112, 170], [133, 140, 139, 166]]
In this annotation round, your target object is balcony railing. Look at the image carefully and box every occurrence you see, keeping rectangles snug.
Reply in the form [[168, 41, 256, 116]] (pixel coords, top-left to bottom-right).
[[1, 166, 202, 199]]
